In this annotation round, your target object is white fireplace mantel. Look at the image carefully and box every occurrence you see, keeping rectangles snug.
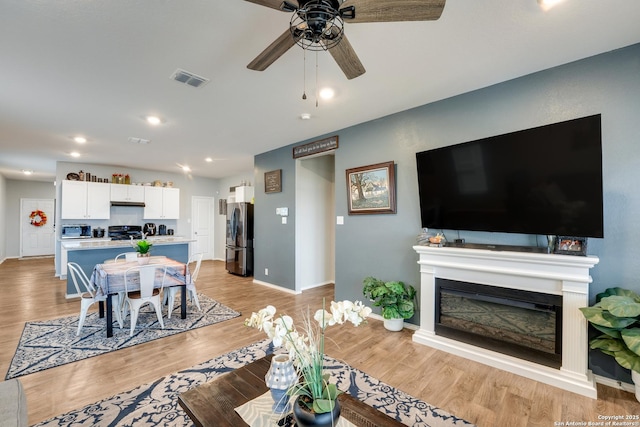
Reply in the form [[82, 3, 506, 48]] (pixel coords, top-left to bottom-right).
[[412, 245, 599, 398]]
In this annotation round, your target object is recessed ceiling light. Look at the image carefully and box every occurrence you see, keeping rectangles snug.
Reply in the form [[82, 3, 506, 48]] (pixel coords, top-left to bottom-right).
[[22, 169, 33, 175], [205, 157, 213, 162], [538, 0, 563, 10], [176, 163, 191, 172], [146, 116, 162, 125], [73, 136, 87, 143], [300, 113, 311, 120], [70, 151, 80, 158], [319, 88, 335, 100]]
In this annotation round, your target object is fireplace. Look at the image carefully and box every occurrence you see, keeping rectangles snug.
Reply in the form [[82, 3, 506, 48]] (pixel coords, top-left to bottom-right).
[[413, 245, 599, 398], [435, 278, 562, 368]]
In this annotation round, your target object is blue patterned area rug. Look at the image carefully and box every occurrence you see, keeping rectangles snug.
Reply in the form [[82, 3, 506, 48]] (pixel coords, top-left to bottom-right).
[[32, 340, 475, 427], [6, 294, 240, 380]]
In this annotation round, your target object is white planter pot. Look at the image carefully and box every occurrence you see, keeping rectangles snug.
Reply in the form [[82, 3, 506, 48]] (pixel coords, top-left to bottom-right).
[[632, 370, 640, 402], [383, 318, 404, 332]]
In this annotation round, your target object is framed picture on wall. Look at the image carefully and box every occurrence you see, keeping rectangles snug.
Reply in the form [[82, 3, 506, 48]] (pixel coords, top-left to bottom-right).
[[345, 161, 396, 215], [264, 169, 282, 193]]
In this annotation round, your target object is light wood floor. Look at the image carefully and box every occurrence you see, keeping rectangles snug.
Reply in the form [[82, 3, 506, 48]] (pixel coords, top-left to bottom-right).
[[1, 258, 639, 426]]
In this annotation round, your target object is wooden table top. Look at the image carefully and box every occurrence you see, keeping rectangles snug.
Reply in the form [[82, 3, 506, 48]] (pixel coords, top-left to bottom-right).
[[177, 354, 405, 427]]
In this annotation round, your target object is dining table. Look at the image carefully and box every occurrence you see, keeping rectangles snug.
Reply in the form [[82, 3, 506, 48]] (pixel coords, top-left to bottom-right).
[[91, 255, 191, 337]]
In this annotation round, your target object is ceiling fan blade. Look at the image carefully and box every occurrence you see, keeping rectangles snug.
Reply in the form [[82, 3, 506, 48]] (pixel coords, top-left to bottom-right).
[[247, 29, 301, 71], [324, 34, 366, 80], [244, 0, 298, 12], [340, 0, 445, 23]]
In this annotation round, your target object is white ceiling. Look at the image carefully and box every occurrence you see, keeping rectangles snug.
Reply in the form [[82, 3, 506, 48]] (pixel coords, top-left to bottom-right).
[[1, 0, 639, 182]]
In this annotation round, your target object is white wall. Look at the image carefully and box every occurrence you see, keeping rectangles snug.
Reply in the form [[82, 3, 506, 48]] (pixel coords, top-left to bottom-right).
[[295, 154, 335, 291], [0, 174, 6, 262], [4, 179, 55, 259]]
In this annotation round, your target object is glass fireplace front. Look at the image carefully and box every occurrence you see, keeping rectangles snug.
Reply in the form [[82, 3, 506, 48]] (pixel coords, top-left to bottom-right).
[[435, 278, 562, 368]]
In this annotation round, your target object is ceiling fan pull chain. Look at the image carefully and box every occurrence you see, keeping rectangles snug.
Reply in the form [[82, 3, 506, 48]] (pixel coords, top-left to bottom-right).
[[302, 49, 307, 100], [315, 50, 319, 107]]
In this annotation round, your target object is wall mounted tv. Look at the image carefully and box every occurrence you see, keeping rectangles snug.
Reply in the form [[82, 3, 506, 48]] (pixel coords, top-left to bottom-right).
[[416, 114, 604, 238]]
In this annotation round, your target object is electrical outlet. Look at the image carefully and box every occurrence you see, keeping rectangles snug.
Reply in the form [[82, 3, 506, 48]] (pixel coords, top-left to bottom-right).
[[265, 268, 269, 276]]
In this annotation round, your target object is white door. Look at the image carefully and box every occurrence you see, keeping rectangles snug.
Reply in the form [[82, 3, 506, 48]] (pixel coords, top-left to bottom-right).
[[21, 198, 55, 257], [191, 196, 214, 260]]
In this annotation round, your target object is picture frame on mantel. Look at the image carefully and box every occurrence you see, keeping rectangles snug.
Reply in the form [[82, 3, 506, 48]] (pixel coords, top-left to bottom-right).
[[346, 161, 396, 215], [554, 236, 587, 256], [264, 169, 282, 194]]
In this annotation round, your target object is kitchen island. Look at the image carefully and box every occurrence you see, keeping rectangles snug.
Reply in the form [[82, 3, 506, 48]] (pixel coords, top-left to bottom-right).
[[62, 237, 194, 297]]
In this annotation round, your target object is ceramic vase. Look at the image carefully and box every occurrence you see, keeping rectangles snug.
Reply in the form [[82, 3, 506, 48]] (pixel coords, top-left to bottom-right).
[[137, 253, 150, 265], [632, 370, 640, 402], [383, 317, 404, 331], [292, 397, 341, 427], [265, 354, 297, 413]]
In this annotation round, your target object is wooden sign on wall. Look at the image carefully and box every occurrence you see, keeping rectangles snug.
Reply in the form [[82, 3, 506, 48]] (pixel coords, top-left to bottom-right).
[[292, 135, 339, 159], [264, 169, 282, 193]]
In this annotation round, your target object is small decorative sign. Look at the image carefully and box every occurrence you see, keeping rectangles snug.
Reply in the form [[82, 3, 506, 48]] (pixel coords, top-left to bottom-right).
[[264, 169, 282, 194], [292, 135, 339, 159]]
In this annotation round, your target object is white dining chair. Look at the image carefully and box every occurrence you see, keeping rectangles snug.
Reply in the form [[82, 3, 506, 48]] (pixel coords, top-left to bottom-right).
[[165, 253, 203, 318], [67, 262, 123, 335], [103, 252, 138, 264], [122, 264, 166, 336]]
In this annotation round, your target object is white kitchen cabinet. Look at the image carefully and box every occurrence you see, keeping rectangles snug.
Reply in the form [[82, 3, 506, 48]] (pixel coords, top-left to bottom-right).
[[235, 185, 254, 203], [61, 180, 111, 219], [143, 186, 180, 219], [110, 183, 145, 203]]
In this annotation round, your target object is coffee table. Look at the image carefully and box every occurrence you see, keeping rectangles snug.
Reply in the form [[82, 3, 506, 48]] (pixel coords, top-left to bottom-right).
[[178, 354, 405, 427]]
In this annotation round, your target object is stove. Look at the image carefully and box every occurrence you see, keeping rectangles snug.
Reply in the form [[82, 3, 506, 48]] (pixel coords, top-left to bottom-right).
[[108, 225, 143, 241]]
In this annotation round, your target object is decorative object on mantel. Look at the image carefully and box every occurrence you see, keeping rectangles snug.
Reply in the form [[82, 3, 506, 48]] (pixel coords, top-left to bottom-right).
[[265, 354, 297, 413], [362, 277, 417, 331], [345, 161, 396, 215], [244, 300, 371, 425], [580, 287, 640, 402], [132, 240, 152, 264], [554, 235, 588, 256]]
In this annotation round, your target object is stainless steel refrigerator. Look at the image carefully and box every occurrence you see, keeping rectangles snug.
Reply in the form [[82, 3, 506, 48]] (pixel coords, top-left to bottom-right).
[[225, 202, 254, 276]]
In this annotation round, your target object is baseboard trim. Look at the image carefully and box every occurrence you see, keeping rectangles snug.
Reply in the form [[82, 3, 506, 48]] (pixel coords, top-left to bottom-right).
[[252, 279, 299, 295]]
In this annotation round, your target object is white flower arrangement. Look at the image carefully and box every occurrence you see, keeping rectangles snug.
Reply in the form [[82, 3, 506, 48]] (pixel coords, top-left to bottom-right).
[[245, 300, 371, 413]]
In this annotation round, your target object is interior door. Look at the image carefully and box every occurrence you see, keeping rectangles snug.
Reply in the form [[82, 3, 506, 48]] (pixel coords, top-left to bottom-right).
[[21, 198, 55, 257], [191, 196, 214, 260]]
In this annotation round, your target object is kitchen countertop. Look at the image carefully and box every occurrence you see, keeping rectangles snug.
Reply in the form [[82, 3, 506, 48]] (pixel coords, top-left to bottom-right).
[[61, 236, 194, 250]]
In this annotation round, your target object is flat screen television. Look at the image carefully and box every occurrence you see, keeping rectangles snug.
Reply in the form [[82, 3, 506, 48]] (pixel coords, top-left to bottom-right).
[[416, 114, 604, 238]]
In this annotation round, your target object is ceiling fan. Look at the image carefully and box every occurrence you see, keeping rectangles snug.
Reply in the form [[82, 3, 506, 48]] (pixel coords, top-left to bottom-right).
[[245, 0, 446, 80]]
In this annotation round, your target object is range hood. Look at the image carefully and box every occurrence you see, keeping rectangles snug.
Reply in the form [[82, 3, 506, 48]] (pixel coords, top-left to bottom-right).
[[111, 201, 145, 207]]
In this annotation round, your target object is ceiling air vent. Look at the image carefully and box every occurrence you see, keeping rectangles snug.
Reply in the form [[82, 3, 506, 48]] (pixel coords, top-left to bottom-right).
[[170, 68, 210, 88], [128, 137, 151, 145]]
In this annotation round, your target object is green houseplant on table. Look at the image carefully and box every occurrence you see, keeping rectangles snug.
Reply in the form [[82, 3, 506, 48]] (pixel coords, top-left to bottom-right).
[[362, 276, 417, 331], [579, 287, 640, 401], [244, 300, 371, 426], [132, 239, 152, 264]]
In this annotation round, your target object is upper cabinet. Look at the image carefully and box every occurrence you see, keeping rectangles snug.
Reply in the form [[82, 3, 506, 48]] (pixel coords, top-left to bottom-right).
[[110, 183, 145, 203], [235, 185, 254, 203], [61, 181, 111, 219], [143, 187, 180, 219]]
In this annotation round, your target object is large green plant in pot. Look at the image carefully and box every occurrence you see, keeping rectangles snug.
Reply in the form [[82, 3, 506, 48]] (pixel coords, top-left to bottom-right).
[[362, 276, 417, 331], [579, 287, 640, 374]]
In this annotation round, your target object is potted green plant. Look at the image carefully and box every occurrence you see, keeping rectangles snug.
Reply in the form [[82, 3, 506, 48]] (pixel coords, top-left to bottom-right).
[[362, 276, 417, 331], [579, 287, 640, 401], [133, 240, 152, 264]]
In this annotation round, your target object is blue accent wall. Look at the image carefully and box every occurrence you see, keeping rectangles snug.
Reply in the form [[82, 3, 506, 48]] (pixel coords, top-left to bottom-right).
[[254, 42, 640, 382]]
